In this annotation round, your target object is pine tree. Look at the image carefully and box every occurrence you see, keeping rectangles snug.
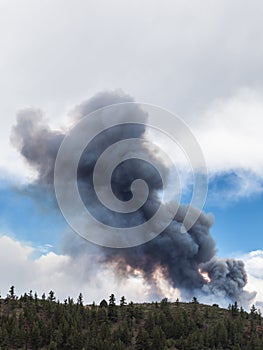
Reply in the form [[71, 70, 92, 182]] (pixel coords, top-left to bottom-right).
[[8, 285, 15, 299], [136, 328, 150, 350], [152, 325, 166, 350], [250, 304, 257, 319], [48, 290, 55, 302], [108, 294, 117, 321], [77, 292, 83, 306], [120, 295, 127, 307], [99, 299, 108, 308]]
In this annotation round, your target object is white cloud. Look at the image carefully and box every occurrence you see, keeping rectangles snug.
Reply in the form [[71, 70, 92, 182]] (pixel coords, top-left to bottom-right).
[[1, 0, 263, 184], [0, 235, 262, 311], [186, 88, 263, 199], [194, 88, 263, 177], [242, 250, 263, 310], [147, 87, 263, 202], [0, 235, 150, 303]]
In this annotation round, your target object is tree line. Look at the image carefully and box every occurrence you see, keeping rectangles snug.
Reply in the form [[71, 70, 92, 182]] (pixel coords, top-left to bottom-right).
[[0, 286, 262, 349]]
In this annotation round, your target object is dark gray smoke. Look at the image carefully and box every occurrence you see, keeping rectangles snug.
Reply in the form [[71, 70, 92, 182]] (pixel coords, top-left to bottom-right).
[[200, 258, 250, 301], [12, 90, 256, 305]]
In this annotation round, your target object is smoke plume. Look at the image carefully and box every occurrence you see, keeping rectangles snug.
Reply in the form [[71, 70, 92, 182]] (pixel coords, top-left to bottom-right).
[[12, 90, 256, 305]]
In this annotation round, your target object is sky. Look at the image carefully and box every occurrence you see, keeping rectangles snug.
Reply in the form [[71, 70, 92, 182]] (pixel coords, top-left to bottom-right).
[[0, 0, 262, 308]]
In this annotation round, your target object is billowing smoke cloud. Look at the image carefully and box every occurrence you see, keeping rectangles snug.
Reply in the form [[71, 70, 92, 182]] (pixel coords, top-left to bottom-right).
[[12, 90, 256, 306], [201, 258, 250, 302]]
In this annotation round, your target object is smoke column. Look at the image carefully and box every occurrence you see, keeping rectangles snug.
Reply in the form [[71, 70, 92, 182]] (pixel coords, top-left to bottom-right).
[[12, 90, 256, 305]]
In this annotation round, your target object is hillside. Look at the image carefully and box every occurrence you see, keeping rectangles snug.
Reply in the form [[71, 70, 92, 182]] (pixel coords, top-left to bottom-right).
[[0, 287, 262, 350]]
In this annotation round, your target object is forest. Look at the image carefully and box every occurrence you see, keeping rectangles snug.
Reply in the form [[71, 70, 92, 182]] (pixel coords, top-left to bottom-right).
[[0, 286, 262, 349]]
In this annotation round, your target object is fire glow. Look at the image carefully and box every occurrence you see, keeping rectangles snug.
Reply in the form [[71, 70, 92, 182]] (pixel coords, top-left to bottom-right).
[[13, 90, 255, 305], [153, 267, 181, 300], [199, 269, 211, 283]]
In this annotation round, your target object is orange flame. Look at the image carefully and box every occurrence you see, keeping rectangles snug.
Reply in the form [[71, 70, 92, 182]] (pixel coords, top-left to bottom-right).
[[198, 268, 211, 283]]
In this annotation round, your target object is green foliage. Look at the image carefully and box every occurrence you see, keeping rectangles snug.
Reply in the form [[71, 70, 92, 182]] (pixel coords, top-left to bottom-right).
[[0, 288, 262, 349], [192, 296, 199, 304], [99, 299, 108, 308], [120, 295, 127, 307], [8, 285, 15, 299], [108, 293, 118, 322], [77, 292, 83, 306]]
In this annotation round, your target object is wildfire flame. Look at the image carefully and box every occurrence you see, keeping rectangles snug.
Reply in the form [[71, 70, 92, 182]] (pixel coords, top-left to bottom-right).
[[153, 267, 181, 299], [198, 268, 211, 283]]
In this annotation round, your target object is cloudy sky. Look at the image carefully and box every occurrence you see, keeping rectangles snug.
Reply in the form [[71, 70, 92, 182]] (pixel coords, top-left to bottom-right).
[[0, 0, 262, 308]]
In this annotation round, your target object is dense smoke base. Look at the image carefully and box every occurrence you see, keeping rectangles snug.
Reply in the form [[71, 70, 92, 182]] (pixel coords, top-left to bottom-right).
[[12, 90, 255, 305]]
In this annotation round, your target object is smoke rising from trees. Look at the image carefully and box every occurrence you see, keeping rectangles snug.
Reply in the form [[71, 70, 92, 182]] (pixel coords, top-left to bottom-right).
[[12, 90, 256, 305]]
